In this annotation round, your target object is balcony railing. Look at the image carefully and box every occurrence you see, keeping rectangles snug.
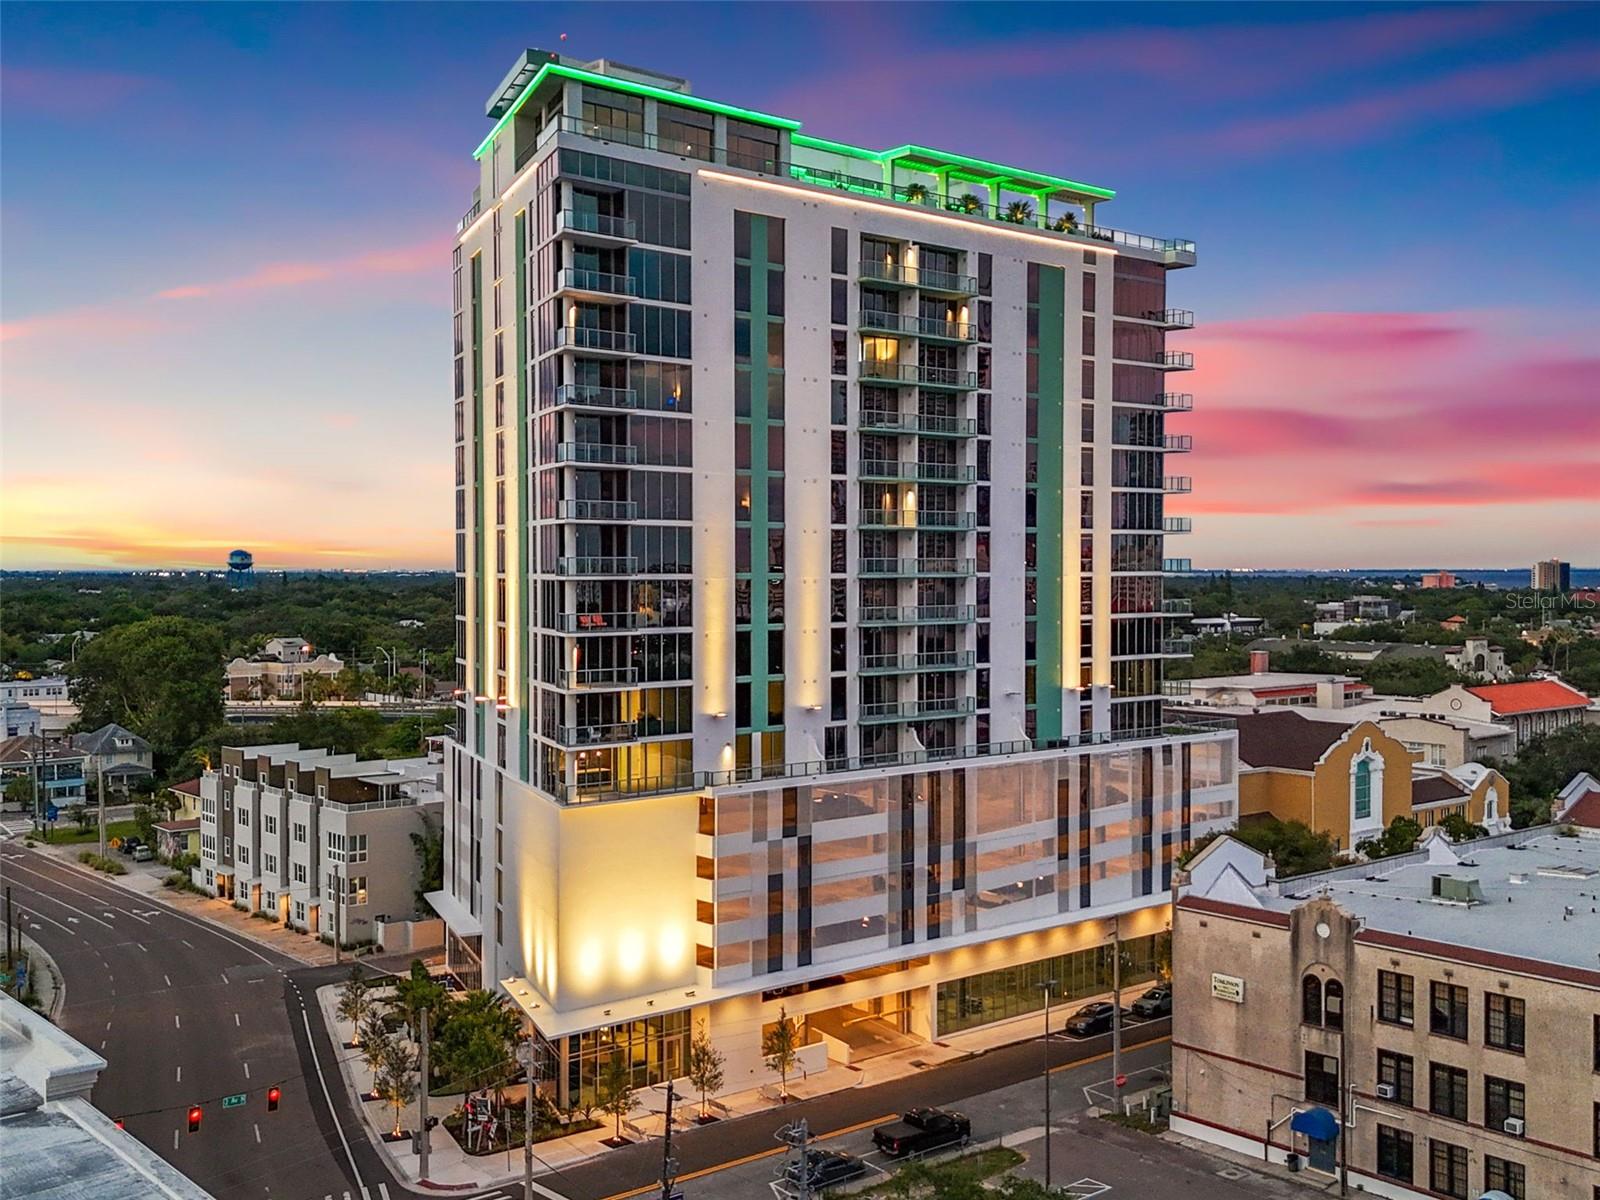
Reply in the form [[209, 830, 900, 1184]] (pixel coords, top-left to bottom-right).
[[536, 115, 787, 176], [553, 383, 638, 410], [1160, 638, 1195, 656], [553, 610, 646, 631], [555, 722, 638, 748], [554, 712, 1234, 803], [1163, 434, 1193, 452], [860, 697, 977, 723], [1163, 558, 1193, 574], [859, 361, 981, 390], [859, 411, 977, 437], [1115, 349, 1194, 370], [558, 499, 637, 521], [1115, 308, 1194, 329], [1164, 477, 1193, 494], [553, 326, 635, 354], [858, 310, 977, 342], [858, 557, 975, 577], [859, 651, 977, 674], [554, 267, 637, 299], [858, 459, 976, 484], [1161, 679, 1193, 696], [859, 604, 976, 625], [1113, 432, 1192, 451], [555, 556, 638, 576], [556, 442, 637, 466], [858, 259, 979, 296], [859, 508, 976, 530], [1161, 598, 1194, 614], [1163, 516, 1193, 533], [553, 209, 637, 242], [561, 666, 639, 689]]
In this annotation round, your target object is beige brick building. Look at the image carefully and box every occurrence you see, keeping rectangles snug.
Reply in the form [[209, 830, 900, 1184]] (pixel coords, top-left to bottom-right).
[[1170, 829, 1600, 1199]]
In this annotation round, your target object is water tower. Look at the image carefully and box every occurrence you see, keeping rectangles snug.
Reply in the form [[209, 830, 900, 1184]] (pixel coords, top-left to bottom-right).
[[227, 548, 256, 589]]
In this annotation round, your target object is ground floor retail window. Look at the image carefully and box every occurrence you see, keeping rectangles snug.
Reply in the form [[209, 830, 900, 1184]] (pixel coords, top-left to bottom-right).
[[934, 931, 1166, 1035], [565, 1010, 690, 1106]]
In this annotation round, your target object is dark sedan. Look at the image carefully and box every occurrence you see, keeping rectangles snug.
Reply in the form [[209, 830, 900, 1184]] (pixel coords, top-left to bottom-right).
[[1131, 984, 1173, 1018], [1062, 1001, 1118, 1036], [780, 1149, 868, 1191]]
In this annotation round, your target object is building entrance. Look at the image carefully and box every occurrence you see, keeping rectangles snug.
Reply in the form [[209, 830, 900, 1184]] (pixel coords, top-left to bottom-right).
[[806, 991, 921, 1064]]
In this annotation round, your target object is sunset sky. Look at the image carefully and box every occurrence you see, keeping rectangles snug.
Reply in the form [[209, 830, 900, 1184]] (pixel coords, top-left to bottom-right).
[[3, 2, 1597, 571]]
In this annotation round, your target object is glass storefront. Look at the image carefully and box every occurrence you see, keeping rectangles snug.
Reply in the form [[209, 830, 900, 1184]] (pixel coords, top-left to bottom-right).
[[935, 932, 1167, 1035], [564, 1009, 690, 1105]]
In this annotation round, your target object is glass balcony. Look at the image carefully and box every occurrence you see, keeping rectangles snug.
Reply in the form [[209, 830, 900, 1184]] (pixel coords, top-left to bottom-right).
[[554, 267, 637, 302], [555, 556, 638, 576], [915, 364, 980, 391], [1161, 679, 1192, 696], [858, 259, 979, 296], [858, 360, 917, 387], [859, 604, 977, 625], [553, 383, 638, 410], [1161, 598, 1193, 615], [859, 509, 976, 530], [557, 499, 637, 521], [858, 459, 976, 484], [1163, 516, 1192, 534], [553, 327, 635, 355], [1163, 477, 1192, 494], [859, 651, 976, 674], [553, 209, 637, 244], [555, 722, 638, 748], [858, 310, 977, 342], [561, 666, 639, 689], [857, 557, 975, 578], [1113, 348, 1194, 371], [553, 610, 646, 632], [1159, 638, 1195, 657], [555, 442, 637, 466], [1163, 434, 1192, 452], [859, 410, 977, 438], [538, 115, 787, 177], [1163, 558, 1193, 574], [860, 697, 977, 723]]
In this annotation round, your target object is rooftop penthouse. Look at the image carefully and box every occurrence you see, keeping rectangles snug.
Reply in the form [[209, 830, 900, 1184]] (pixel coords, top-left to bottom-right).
[[463, 50, 1195, 264]]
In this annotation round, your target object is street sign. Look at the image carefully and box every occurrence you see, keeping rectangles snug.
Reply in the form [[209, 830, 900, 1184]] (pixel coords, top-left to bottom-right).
[[222, 1093, 247, 1109], [44, 805, 59, 822]]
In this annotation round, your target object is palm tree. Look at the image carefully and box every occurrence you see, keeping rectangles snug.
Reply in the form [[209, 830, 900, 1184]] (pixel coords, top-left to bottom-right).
[[387, 961, 447, 1040], [957, 193, 982, 215], [1050, 212, 1079, 233], [902, 182, 930, 205], [1004, 199, 1034, 225]]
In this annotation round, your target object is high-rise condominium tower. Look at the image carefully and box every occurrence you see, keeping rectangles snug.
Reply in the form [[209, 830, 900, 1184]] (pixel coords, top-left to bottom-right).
[[439, 51, 1238, 1104]]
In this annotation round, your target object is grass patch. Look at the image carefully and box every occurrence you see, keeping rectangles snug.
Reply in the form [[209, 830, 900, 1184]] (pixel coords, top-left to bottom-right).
[[1100, 1109, 1168, 1134], [45, 820, 142, 846], [77, 850, 128, 875], [857, 1146, 1024, 1197], [164, 872, 206, 895]]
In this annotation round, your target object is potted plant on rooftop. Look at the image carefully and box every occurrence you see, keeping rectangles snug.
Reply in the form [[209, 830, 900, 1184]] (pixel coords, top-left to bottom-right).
[[902, 182, 930, 205], [956, 193, 983, 215], [1050, 212, 1079, 233], [1004, 199, 1035, 224]]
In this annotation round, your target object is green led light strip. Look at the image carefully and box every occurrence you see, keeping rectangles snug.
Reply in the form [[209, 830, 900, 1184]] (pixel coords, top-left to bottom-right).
[[474, 62, 801, 160]]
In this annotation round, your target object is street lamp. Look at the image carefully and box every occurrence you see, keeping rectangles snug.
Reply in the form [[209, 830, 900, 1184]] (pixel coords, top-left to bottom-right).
[[515, 1042, 537, 1200], [1040, 978, 1056, 1189]]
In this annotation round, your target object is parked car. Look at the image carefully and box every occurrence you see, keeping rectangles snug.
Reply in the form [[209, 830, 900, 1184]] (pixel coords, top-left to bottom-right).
[[779, 1149, 867, 1191], [117, 837, 143, 857], [873, 1107, 971, 1158], [131, 844, 155, 863], [1131, 984, 1172, 1019], [1063, 1001, 1118, 1036]]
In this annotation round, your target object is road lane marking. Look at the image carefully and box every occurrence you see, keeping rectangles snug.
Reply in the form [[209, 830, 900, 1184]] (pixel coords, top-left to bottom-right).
[[220, 970, 228, 984], [183, 939, 194, 948], [164, 974, 172, 987], [235, 1012, 240, 1027], [174, 1014, 181, 1029], [301, 1007, 364, 1191], [254, 1122, 261, 1144], [243, 1061, 251, 1079], [173, 1129, 179, 1150], [138, 942, 148, 952], [176, 1066, 182, 1083]]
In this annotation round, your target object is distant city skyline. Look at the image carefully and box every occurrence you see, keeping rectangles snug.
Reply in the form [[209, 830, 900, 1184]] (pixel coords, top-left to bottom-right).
[[3, 2, 1597, 570]]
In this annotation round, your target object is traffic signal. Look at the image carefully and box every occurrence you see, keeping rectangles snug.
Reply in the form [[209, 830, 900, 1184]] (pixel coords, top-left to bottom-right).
[[187, 1106, 202, 1133], [114, 1118, 125, 1130], [267, 1086, 281, 1112]]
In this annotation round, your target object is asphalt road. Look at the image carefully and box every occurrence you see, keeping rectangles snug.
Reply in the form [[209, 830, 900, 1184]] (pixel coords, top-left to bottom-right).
[[0, 843, 389, 1200]]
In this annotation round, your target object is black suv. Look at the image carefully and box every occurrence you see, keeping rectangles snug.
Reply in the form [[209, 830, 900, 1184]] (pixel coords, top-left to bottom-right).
[[1063, 1001, 1118, 1036], [872, 1107, 971, 1158]]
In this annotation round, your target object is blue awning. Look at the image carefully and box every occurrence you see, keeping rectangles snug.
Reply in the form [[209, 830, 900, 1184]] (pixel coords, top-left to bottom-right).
[[1291, 1106, 1339, 1141]]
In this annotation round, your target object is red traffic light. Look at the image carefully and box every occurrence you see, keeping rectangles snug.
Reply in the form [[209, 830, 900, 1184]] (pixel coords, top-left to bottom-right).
[[187, 1106, 202, 1133], [114, 1118, 125, 1130], [267, 1086, 281, 1112]]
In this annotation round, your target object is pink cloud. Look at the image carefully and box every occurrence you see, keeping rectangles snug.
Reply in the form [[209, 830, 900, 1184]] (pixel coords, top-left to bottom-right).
[[1, 64, 153, 115], [156, 236, 448, 302], [0, 304, 163, 343], [1193, 311, 1469, 353], [1194, 43, 1600, 157]]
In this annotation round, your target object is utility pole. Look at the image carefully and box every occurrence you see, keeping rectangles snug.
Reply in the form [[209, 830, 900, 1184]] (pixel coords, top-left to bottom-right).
[[97, 761, 107, 859], [1040, 979, 1055, 1190], [1112, 914, 1124, 1113], [333, 875, 343, 965], [778, 1118, 813, 1200], [5, 886, 13, 972], [659, 1080, 678, 1200], [417, 1006, 431, 1181], [515, 1042, 537, 1200]]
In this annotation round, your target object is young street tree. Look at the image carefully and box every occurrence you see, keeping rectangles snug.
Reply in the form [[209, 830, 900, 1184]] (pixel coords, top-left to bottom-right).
[[357, 1014, 393, 1097], [686, 1021, 726, 1119], [375, 1038, 419, 1138], [762, 1006, 800, 1102], [597, 1053, 637, 1143], [336, 969, 372, 1045]]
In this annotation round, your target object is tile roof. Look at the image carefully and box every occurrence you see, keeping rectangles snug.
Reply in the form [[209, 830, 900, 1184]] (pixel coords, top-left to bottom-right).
[[1562, 790, 1600, 829], [1411, 775, 1469, 806], [1233, 710, 1353, 771], [1465, 679, 1590, 714], [168, 777, 202, 795]]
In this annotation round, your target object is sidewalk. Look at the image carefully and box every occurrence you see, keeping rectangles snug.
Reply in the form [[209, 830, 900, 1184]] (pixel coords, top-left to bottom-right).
[[313, 975, 1159, 1192], [25, 837, 338, 966]]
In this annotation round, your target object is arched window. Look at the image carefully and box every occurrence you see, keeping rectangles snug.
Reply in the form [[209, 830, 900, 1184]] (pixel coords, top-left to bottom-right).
[[1484, 785, 1500, 823], [1324, 978, 1344, 1030], [1353, 758, 1373, 821], [1302, 974, 1323, 1025]]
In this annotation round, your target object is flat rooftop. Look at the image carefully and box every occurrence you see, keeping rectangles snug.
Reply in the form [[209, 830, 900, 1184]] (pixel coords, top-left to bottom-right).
[[1187, 672, 1361, 690], [1262, 831, 1600, 976]]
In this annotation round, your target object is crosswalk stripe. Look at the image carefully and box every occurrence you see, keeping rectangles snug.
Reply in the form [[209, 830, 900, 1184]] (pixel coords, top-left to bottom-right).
[[378, 1186, 390, 1200]]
